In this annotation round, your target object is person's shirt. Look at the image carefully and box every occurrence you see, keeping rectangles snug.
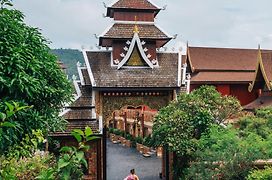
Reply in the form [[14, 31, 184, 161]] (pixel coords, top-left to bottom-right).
[[124, 175, 134, 180]]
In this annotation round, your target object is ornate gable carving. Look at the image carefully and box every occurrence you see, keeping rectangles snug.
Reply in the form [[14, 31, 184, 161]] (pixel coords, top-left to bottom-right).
[[116, 32, 157, 69]]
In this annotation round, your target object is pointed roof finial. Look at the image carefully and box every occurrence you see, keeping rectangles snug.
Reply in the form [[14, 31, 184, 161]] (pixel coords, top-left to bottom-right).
[[133, 16, 139, 34], [257, 44, 262, 58]]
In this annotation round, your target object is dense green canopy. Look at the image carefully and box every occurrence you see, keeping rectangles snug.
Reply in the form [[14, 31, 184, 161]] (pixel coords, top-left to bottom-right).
[[152, 85, 241, 156], [0, 1, 72, 153]]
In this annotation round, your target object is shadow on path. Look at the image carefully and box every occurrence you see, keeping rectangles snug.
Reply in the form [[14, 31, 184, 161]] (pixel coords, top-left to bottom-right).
[[106, 139, 161, 180]]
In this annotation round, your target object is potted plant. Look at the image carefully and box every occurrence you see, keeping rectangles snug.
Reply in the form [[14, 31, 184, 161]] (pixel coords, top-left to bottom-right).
[[113, 128, 122, 143], [135, 136, 143, 153], [120, 131, 126, 146], [109, 128, 115, 141], [125, 133, 132, 147], [131, 136, 136, 148], [142, 136, 151, 155]]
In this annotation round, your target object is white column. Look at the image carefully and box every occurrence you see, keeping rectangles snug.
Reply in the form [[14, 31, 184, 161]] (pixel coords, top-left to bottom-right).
[[99, 116, 103, 134], [178, 52, 182, 86], [182, 63, 187, 85], [185, 74, 191, 94], [91, 90, 96, 119]]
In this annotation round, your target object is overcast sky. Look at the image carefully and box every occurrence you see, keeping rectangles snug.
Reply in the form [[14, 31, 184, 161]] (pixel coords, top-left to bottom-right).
[[12, 0, 272, 50]]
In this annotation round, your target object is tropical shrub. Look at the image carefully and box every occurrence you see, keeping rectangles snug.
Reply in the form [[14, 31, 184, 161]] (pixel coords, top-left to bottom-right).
[[0, 153, 55, 180], [247, 167, 272, 180], [125, 133, 133, 140], [135, 136, 143, 144], [184, 111, 272, 180], [184, 125, 271, 179], [143, 135, 152, 147], [152, 86, 241, 156], [109, 127, 114, 134], [0, 0, 72, 154], [36, 127, 99, 180], [112, 128, 122, 136], [152, 86, 242, 178]]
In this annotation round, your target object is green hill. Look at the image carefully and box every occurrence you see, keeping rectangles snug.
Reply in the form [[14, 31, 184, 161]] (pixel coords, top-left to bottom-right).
[[51, 49, 84, 79]]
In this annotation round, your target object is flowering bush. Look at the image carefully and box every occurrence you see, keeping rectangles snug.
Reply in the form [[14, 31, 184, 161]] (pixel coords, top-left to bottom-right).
[[0, 153, 55, 179]]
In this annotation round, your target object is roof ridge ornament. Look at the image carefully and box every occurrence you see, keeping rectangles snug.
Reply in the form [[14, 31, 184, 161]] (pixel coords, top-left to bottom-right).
[[133, 16, 139, 34], [249, 44, 272, 92]]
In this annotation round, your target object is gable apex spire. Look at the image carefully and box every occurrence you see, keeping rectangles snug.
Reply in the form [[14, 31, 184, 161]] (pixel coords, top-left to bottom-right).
[[117, 32, 155, 69], [133, 16, 139, 33]]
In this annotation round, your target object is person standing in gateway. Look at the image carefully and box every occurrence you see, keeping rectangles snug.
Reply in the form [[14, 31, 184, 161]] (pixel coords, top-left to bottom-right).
[[124, 169, 139, 180]]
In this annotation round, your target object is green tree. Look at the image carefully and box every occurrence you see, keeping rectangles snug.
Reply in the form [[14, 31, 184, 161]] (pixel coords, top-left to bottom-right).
[[152, 86, 241, 155], [184, 107, 272, 180], [185, 125, 272, 180], [0, 0, 73, 153], [152, 85, 241, 177]]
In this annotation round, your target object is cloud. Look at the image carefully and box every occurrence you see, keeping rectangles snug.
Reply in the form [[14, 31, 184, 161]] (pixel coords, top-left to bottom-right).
[[12, 0, 272, 49], [13, 0, 112, 49]]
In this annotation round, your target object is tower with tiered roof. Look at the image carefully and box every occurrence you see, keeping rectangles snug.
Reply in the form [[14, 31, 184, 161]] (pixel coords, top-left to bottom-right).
[[99, 0, 172, 69], [58, 1, 185, 179]]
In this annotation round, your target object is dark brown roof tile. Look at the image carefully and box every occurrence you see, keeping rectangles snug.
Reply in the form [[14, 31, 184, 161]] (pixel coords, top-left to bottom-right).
[[101, 24, 170, 39], [261, 52, 272, 81], [86, 51, 180, 88], [111, 0, 159, 10], [81, 68, 91, 85], [188, 47, 259, 71], [51, 120, 99, 136], [67, 97, 93, 108], [63, 109, 93, 120], [191, 71, 255, 84]]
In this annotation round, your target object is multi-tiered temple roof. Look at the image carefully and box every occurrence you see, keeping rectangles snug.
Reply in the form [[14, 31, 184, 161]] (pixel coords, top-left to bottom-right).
[[106, 0, 161, 17], [84, 0, 183, 89]]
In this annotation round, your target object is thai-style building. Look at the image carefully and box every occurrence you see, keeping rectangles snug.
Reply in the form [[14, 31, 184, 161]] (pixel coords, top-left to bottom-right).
[[185, 46, 262, 105], [244, 48, 272, 111], [57, 0, 187, 179], [81, 0, 186, 141], [53, 1, 272, 180]]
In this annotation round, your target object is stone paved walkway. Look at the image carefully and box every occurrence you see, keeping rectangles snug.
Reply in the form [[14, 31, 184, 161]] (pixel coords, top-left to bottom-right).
[[106, 139, 161, 180]]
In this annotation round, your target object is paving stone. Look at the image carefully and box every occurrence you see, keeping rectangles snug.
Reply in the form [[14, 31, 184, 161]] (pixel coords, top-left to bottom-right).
[[107, 139, 161, 180]]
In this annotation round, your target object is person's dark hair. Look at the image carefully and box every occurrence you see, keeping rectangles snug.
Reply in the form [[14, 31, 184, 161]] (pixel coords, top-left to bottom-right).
[[130, 169, 135, 174]]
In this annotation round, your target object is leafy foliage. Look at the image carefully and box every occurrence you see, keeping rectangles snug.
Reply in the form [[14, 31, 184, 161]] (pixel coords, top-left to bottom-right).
[[0, 153, 55, 180], [0, 0, 72, 153], [152, 85, 241, 156], [185, 125, 272, 179], [143, 135, 152, 147], [0, 101, 30, 128], [239, 108, 272, 139], [247, 167, 272, 180], [7, 129, 45, 159], [184, 108, 272, 180], [38, 127, 100, 180], [56, 146, 87, 180]]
